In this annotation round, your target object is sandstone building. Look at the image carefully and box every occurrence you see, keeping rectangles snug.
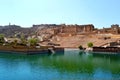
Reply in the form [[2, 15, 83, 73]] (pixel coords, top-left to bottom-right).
[[97, 24, 120, 34], [35, 24, 120, 38], [60, 24, 94, 33]]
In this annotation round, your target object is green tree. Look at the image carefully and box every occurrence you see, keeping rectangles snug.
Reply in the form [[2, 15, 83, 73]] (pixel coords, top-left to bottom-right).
[[87, 42, 93, 48], [28, 38, 38, 46], [0, 34, 5, 44], [14, 39, 18, 46], [78, 45, 83, 50], [20, 34, 27, 45]]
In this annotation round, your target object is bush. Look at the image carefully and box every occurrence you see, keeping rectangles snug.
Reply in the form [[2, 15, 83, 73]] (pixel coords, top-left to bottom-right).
[[0, 34, 5, 44], [78, 45, 83, 50], [87, 42, 93, 48], [28, 38, 38, 46], [13, 39, 18, 46]]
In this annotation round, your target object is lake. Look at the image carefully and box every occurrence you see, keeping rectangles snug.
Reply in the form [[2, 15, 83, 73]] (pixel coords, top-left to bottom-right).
[[0, 49, 120, 80]]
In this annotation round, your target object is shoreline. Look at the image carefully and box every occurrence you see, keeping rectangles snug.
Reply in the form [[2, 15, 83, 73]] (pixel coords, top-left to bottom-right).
[[0, 45, 120, 55], [0, 45, 65, 55]]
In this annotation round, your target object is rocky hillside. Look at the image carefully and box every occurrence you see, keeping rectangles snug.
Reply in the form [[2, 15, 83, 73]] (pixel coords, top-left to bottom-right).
[[0, 25, 37, 37], [48, 34, 120, 48]]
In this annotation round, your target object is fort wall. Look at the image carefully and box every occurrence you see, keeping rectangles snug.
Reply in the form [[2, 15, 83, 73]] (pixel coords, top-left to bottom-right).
[[36, 24, 120, 37]]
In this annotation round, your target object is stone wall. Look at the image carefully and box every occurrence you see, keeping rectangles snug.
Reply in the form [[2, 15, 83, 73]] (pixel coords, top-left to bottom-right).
[[61, 25, 77, 33], [36, 24, 95, 36], [36, 24, 120, 38], [60, 24, 94, 34], [97, 24, 120, 34]]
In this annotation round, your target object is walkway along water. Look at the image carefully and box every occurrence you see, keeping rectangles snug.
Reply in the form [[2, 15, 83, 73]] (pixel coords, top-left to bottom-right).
[[92, 47, 120, 55], [0, 46, 64, 55]]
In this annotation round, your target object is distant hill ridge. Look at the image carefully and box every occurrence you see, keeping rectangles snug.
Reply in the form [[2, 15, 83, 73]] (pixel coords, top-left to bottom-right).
[[0, 24, 61, 37], [0, 25, 33, 37]]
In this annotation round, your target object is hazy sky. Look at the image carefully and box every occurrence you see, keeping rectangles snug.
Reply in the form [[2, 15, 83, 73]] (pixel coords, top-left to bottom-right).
[[0, 0, 120, 28]]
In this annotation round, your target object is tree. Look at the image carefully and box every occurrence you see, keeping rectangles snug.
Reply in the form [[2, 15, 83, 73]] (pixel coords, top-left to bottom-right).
[[20, 34, 27, 45], [0, 34, 5, 44], [87, 42, 93, 48], [14, 39, 18, 46], [28, 38, 38, 46], [78, 45, 83, 50]]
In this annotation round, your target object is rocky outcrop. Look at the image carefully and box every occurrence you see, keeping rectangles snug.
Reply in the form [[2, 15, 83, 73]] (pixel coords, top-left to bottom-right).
[[0, 25, 36, 37]]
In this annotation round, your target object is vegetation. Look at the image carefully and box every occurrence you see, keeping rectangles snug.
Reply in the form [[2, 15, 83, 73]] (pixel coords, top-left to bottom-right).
[[20, 34, 27, 45], [87, 42, 93, 48], [13, 39, 18, 46], [28, 38, 38, 46], [78, 45, 83, 50], [0, 34, 5, 44]]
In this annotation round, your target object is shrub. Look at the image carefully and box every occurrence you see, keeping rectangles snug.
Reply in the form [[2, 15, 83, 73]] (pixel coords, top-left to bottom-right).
[[28, 38, 38, 46], [13, 39, 18, 46], [78, 45, 83, 50], [0, 34, 5, 43], [87, 42, 93, 48]]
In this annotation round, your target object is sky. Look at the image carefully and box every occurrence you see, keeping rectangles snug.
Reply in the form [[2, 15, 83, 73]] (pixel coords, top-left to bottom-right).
[[0, 0, 120, 28]]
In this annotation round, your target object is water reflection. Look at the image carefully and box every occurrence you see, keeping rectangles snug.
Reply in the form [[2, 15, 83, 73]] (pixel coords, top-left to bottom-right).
[[0, 50, 120, 79]]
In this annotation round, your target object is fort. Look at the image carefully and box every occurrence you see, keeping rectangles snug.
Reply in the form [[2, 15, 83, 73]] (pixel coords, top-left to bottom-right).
[[97, 24, 120, 34], [36, 24, 94, 36], [35, 24, 120, 36], [34, 24, 120, 48], [1, 23, 120, 48]]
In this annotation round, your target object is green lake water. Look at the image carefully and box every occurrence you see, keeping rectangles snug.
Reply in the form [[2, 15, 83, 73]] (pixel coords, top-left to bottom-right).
[[0, 49, 120, 80]]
